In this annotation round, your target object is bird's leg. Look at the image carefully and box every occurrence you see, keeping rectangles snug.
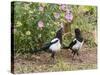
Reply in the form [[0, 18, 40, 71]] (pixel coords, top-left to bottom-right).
[[77, 51, 79, 56], [51, 51, 56, 64], [72, 51, 76, 61], [71, 50, 74, 54], [77, 51, 83, 62], [70, 49, 74, 56]]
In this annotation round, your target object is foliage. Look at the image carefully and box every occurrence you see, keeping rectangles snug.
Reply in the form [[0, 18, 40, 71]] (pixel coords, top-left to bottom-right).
[[12, 2, 97, 54]]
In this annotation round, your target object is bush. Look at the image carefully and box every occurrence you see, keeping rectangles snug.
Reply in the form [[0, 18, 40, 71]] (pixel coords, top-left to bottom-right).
[[12, 2, 97, 54]]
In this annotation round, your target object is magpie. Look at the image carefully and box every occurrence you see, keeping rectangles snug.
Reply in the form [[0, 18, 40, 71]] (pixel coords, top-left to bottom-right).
[[63, 28, 84, 61], [35, 26, 64, 60]]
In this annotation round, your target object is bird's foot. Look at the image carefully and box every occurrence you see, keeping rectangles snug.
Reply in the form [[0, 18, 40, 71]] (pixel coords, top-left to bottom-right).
[[49, 58, 56, 64], [52, 60, 56, 64]]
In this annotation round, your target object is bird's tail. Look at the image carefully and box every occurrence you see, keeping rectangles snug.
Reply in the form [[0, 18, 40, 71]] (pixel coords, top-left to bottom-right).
[[32, 40, 59, 53], [39, 45, 49, 52], [62, 46, 70, 49], [32, 43, 51, 53]]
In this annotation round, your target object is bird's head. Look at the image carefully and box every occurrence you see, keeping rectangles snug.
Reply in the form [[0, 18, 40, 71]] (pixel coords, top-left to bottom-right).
[[75, 28, 83, 42], [75, 28, 81, 37], [55, 24, 64, 44]]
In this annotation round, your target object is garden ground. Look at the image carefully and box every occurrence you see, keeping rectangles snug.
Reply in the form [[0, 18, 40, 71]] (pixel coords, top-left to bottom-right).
[[14, 44, 97, 74]]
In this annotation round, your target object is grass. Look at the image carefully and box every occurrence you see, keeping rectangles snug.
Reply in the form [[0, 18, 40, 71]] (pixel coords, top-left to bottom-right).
[[13, 43, 97, 74], [14, 54, 97, 74], [14, 60, 97, 74]]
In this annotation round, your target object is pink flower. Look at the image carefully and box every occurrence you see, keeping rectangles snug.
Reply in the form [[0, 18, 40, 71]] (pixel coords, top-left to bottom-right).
[[39, 6, 44, 11], [65, 10, 73, 22], [54, 12, 60, 19], [60, 4, 66, 11], [38, 20, 44, 28]]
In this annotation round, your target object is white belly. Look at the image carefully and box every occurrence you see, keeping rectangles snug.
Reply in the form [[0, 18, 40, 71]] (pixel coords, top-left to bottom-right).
[[49, 38, 61, 51], [72, 41, 84, 50]]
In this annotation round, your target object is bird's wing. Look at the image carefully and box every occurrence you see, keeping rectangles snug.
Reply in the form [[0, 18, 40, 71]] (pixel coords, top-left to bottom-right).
[[69, 38, 77, 48], [62, 38, 77, 49], [50, 39, 58, 44], [39, 39, 59, 51]]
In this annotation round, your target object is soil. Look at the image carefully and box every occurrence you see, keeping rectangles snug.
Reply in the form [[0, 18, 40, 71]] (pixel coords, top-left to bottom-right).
[[14, 44, 97, 73]]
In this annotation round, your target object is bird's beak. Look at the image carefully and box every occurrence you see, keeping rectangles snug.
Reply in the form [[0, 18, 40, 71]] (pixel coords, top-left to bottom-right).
[[62, 27, 64, 33], [60, 23, 64, 33], [61, 26, 64, 33]]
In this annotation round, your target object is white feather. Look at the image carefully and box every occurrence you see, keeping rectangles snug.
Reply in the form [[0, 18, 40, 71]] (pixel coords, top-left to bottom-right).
[[49, 38, 61, 51], [72, 39, 84, 50]]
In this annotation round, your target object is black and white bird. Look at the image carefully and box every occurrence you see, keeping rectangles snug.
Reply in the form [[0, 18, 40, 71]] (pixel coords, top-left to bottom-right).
[[35, 25, 64, 60], [63, 28, 84, 61]]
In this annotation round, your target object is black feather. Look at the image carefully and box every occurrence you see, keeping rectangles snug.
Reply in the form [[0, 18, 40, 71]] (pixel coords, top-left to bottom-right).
[[75, 28, 83, 42], [68, 39, 77, 49], [55, 28, 63, 44], [33, 40, 58, 53], [41, 40, 58, 51], [62, 39, 77, 49]]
